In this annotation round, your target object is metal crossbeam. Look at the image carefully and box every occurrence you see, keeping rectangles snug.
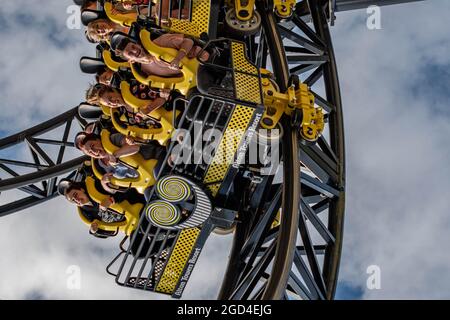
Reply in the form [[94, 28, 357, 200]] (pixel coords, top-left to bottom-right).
[[0, 107, 87, 217]]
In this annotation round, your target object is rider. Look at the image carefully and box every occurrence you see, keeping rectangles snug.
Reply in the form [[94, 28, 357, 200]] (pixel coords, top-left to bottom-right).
[[86, 83, 170, 116], [111, 32, 209, 76], [58, 178, 144, 236], [86, 18, 130, 43], [75, 130, 170, 197]]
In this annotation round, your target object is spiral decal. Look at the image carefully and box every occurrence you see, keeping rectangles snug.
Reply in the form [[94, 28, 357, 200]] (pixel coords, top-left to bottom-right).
[[146, 200, 181, 227], [156, 176, 192, 203]]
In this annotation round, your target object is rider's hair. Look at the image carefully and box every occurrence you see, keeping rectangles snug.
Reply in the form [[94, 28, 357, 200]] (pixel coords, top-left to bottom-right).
[[74, 131, 99, 151], [114, 37, 133, 58], [64, 180, 86, 197], [86, 19, 112, 43], [86, 83, 106, 105]]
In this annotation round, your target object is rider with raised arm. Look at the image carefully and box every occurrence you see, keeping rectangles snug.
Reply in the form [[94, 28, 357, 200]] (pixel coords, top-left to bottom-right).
[[111, 33, 208, 76], [86, 83, 170, 116]]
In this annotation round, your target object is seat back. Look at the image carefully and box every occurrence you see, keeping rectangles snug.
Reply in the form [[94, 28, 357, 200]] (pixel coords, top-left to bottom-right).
[[111, 83, 179, 144], [80, 56, 106, 74], [81, 9, 105, 26], [104, 2, 138, 27], [161, 0, 219, 39], [103, 50, 129, 72], [78, 103, 104, 120]]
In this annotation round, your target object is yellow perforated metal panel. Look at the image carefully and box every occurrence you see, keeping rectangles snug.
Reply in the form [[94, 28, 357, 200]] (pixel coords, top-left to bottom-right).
[[203, 105, 255, 196], [231, 42, 258, 75], [167, 0, 211, 37], [235, 73, 262, 105], [206, 183, 220, 196], [156, 228, 201, 294], [231, 42, 262, 105]]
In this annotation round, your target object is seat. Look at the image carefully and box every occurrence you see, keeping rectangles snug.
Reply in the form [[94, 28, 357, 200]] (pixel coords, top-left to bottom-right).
[[110, 105, 177, 145], [83, 176, 142, 236], [104, 1, 139, 27], [103, 50, 129, 72], [196, 64, 234, 98], [81, 9, 105, 26], [136, 29, 198, 95], [80, 56, 106, 74], [94, 129, 159, 194]]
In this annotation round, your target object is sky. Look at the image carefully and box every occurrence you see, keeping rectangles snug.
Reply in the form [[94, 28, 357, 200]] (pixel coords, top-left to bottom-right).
[[0, 0, 449, 300]]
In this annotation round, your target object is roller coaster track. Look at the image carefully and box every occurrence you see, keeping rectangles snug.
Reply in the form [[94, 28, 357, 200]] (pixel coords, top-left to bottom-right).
[[0, 107, 88, 217], [218, 0, 345, 300], [7, 0, 434, 299]]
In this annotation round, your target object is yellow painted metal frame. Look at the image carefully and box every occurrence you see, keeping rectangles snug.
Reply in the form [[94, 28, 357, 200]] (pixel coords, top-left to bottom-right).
[[234, 0, 255, 21], [101, 104, 112, 116], [163, 0, 211, 38], [103, 50, 129, 72], [110, 107, 176, 146], [203, 104, 255, 196], [231, 41, 263, 105], [273, 0, 296, 18], [155, 227, 201, 294], [261, 74, 325, 142]]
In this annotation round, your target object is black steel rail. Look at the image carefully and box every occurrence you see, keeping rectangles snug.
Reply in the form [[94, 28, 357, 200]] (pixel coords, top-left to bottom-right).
[[218, 0, 346, 300], [0, 107, 87, 217], [309, 1, 346, 299]]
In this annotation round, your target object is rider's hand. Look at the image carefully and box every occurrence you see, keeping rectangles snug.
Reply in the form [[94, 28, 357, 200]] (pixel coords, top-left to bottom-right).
[[102, 173, 113, 183], [125, 136, 136, 145], [111, 7, 121, 15], [100, 197, 115, 210], [107, 154, 117, 164], [160, 89, 171, 99], [169, 60, 181, 70], [122, 1, 133, 10], [90, 222, 99, 233]]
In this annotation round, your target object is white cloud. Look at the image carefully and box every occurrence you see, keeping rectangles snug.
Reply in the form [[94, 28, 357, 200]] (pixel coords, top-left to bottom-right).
[[332, 0, 450, 299]]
